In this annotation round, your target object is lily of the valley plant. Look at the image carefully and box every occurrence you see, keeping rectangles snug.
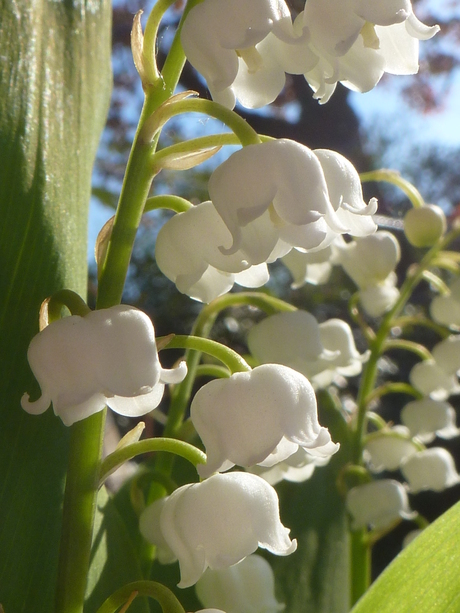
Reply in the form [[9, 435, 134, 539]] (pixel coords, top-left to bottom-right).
[[10, 1, 460, 613]]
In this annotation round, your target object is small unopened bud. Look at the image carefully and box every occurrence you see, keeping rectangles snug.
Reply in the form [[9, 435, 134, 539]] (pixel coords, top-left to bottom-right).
[[404, 204, 446, 248]]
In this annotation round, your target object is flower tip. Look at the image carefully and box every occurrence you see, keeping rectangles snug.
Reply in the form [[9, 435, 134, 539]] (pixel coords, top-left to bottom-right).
[[160, 360, 188, 384], [286, 538, 297, 555], [20, 391, 51, 416]]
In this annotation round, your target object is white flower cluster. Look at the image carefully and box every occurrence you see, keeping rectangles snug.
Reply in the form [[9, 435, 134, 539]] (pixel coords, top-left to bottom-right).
[[140, 360, 340, 587], [180, 0, 439, 109], [156, 139, 378, 303]]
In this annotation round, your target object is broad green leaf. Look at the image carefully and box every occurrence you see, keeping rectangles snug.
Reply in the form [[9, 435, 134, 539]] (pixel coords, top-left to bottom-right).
[[270, 391, 352, 613], [0, 1, 111, 611], [351, 499, 460, 613], [85, 487, 149, 613]]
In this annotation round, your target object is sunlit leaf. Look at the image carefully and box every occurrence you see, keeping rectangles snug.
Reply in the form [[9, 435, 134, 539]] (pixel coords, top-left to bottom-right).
[[0, 1, 111, 610], [351, 499, 460, 613]]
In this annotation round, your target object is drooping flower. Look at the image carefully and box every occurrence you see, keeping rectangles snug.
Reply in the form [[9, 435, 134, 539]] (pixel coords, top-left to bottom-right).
[[180, 0, 314, 109], [430, 277, 460, 328], [190, 363, 338, 478], [300, 0, 439, 103], [346, 479, 415, 530], [155, 201, 269, 303], [432, 335, 460, 377], [21, 305, 187, 426], [247, 310, 368, 389], [139, 472, 297, 588], [250, 446, 331, 486], [409, 360, 460, 401], [400, 398, 460, 443], [281, 245, 334, 288], [208, 140, 377, 267], [364, 426, 418, 473], [195, 554, 284, 613], [335, 231, 401, 317], [401, 448, 460, 493]]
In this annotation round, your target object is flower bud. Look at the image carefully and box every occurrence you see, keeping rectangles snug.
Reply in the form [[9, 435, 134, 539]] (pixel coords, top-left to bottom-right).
[[404, 204, 446, 247]]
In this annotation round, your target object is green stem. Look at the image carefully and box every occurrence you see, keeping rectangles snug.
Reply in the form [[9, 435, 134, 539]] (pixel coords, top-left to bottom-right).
[[364, 382, 423, 407], [144, 194, 192, 214], [46, 289, 91, 321], [96, 141, 156, 308], [196, 363, 231, 379], [152, 132, 239, 167], [350, 530, 371, 607], [55, 411, 106, 613], [360, 169, 425, 208], [142, 0, 179, 84], [196, 291, 297, 328], [160, 0, 203, 97], [391, 314, 450, 338], [352, 224, 460, 466], [348, 224, 460, 604], [99, 438, 206, 486], [96, 580, 185, 613], [382, 338, 432, 361], [145, 97, 261, 147], [163, 334, 251, 373]]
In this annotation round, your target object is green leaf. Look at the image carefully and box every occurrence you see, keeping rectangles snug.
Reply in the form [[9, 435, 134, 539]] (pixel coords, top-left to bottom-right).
[[0, 1, 111, 611], [85, 487, 149, 613], [351, 500, 460, 613]]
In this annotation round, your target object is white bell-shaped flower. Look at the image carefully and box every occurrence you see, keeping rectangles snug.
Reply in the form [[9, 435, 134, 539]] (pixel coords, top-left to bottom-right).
[[364, 426, 418, 472], [432, 335, 460, 376], [303, 0, 411, 59], [139, 472, 297, 588], [155, 202, 269, 303], [346, 479, 415, 530], [300, 1, 439, 103], [401, 447, 460, 493], [180, 0, 311, 109], [430, 277, 460, 328], [139, 497, 177, 565], [195, 554, 284, 613], [401, 398, 460, 443], [191, 363, 338, 478], [21, 305, 187, 426], [247, 310, 367, 389], [208, 139, 377, 265], [336, 231, 400, 289], [282, 246, 333, 288], [409, 360, 460, 401], [358, 272, 400, 318], [251, 446, 330, 486], [335, 232, 401, 316]]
